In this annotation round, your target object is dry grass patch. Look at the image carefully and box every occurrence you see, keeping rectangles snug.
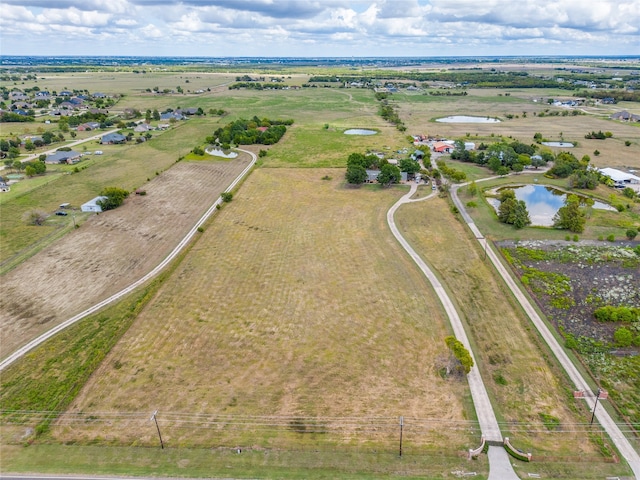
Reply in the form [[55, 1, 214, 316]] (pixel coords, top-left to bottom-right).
[[395, 197, 606, 458], [58, 169, 472, 450], [0, 157, 251, 358]]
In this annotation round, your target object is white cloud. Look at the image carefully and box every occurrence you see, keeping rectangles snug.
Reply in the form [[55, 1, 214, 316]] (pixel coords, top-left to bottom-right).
[[0, 0, 638, 56]]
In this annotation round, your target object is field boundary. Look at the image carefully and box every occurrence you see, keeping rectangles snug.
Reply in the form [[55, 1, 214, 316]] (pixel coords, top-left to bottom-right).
[[0, 148, 257, 371]]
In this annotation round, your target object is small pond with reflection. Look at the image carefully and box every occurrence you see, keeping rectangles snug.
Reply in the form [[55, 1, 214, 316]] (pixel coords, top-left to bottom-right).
[[344, 129, 377, 135], [487, 184, 615, 227]]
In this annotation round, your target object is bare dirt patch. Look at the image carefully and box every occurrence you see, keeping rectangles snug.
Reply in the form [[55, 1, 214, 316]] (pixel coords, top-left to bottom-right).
[[0, 156, 252, 358]]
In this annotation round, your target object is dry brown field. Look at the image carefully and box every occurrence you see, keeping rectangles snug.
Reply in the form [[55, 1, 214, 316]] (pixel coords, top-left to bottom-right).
[[395, 196, 606, 457], [397, 90, 640, 171], [0, 156, 251, 357], [55, 169, 473, 449]]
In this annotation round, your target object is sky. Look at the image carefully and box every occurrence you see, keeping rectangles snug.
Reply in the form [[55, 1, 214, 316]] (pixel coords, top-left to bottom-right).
[[1, 0, 639, 57]]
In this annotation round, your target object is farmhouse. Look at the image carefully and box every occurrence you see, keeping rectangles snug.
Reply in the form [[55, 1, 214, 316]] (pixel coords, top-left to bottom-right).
[[433, 141, 453, 153], [598, 167, 640, 188], [77, 122, 100, 131], [81, 196, 108, 213], [134, 123, 153, 132], [610, 111, 640, 122], [101, 132, 126, 144], [45, 150, 82, 164]]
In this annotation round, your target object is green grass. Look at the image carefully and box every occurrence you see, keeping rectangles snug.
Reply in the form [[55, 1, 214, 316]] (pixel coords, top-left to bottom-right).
[[0, 119, 213, 264], [0, 443, 487, 480]]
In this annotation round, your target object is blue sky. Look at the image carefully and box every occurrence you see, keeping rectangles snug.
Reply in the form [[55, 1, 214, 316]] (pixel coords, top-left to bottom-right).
[[1, 0, 639, 57]]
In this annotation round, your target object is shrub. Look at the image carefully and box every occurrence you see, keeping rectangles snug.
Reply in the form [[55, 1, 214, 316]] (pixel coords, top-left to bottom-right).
[[626, 228, 638, 240], [444, 336, 474, 374], [565, 235, 571, 241], [23, 209, 48, 226], [607, 234, 615, 242], [573, 235, 579, 242], [614, 327, 633, 347], [97, 187, 130, 211], [221, 192, 233, 203]]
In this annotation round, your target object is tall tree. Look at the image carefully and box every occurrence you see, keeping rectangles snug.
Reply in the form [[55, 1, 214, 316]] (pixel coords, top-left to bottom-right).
[[553, 194, 585, 233]]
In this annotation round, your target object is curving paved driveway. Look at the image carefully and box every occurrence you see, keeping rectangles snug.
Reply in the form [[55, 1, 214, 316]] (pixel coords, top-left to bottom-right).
[[387, 182, 519, 480], [0, 148, 257, 371], [449, 182, 640, 479]]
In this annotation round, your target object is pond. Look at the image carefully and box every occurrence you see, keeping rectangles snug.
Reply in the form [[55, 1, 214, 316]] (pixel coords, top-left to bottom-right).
[[541, 141, 574, 148], [436, 115, 501, 123], [487, 184, 616, 227], [344, 129, 377, 135], [205, 147, 238, 159]]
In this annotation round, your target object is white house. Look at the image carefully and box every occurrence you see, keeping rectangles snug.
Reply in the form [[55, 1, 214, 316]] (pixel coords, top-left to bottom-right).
[[81, 196, 108, 213]]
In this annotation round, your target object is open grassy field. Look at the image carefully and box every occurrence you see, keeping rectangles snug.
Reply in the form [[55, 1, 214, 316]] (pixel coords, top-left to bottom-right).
[[50, 169, 474, 453], [2, 68, 639, 477]]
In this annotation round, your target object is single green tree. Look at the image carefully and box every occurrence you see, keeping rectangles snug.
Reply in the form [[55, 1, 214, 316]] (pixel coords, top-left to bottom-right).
[[444, 336, 474, 374], [345, 164, 367, 185], [553, 194, 586, 233], [377, 163, 401, 187]]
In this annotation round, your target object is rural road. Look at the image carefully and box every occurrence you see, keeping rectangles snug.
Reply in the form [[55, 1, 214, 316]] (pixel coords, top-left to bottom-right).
[[387, 182, 519, 480], [449, 180, 640, 479], [0, 148, 257, 371], [6, 128, 120, 167]]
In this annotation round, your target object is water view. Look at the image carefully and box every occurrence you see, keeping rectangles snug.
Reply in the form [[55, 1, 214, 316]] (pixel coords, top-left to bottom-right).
[[205, 147, 238, 158], [488, 184, 615, 226], [541, 141, 574, 147], [344, 128, 377, 135], [436, 115, 501, 123]]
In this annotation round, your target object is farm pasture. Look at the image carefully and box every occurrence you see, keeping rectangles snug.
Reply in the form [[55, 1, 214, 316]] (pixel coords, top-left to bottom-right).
[[58, 169, 472, 450], [0, 156, 251, 357]]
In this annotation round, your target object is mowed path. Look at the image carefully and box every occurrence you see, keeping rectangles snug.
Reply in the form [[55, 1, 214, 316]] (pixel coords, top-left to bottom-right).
[[0, 156, 252, 361]]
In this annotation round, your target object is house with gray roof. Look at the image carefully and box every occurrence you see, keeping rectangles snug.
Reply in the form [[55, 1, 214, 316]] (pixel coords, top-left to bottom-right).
[[100, 132, 127, 144], [45, 150, 82, 164]]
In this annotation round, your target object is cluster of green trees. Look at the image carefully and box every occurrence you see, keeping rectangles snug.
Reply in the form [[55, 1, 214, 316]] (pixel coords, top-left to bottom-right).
[[65, 111, 112, 128], [451, 139, 548, 175], [553, 194, 586, 233], [24, 159, 46, 177], [97, 187, 130, 211], [584, 130, 612, 140], [594, 306, 640, 323], [344, 152, 404, 187], [228, 82, 288, 90], [1, 112, 34, 122], [444, 336, 474, 375], [436, 159, 466, 182], [208, 117, 293, 146], [374, 92, 405, 131], [497, 189, 531, 229]]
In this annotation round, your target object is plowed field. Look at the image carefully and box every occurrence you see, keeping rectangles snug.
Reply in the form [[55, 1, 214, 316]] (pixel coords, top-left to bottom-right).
[[0, 156, 252, 357]]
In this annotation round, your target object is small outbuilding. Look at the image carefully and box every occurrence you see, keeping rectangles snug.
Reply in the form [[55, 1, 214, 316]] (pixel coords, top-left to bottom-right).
[[81, 196, 108, 213]]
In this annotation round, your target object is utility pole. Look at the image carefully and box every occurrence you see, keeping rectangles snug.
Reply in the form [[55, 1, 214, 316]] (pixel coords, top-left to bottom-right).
[[591, 388, 605, 425], [399, 416, 404, 457], [150, 410, 164, 449]]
